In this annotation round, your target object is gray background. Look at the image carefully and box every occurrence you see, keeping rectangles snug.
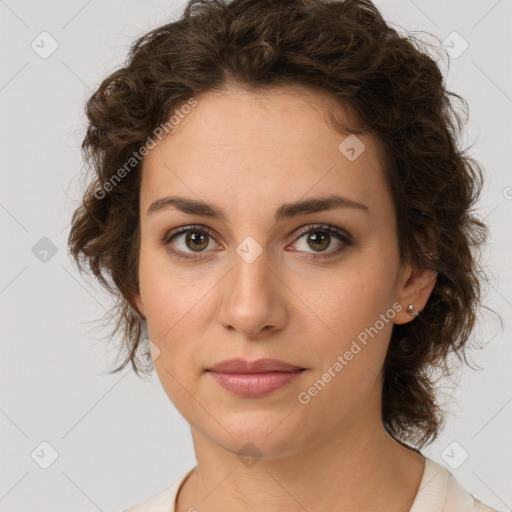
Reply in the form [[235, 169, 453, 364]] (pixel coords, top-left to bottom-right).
[[1, 0, 511, 510]]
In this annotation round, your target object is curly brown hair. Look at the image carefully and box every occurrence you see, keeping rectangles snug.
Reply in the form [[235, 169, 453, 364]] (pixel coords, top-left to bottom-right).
[[68, 0, 492, 447]]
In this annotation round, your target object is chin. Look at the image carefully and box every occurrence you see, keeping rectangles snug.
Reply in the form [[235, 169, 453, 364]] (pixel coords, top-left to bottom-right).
[[204, 412, 309, 459]]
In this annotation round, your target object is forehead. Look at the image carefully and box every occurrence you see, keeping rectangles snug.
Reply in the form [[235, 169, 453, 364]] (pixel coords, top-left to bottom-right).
[[140, 85, 390, 217], [150, 84, 367, 151]]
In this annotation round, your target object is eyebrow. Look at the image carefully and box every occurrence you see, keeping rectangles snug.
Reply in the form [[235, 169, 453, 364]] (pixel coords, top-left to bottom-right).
[[146, 194, 369, 222]]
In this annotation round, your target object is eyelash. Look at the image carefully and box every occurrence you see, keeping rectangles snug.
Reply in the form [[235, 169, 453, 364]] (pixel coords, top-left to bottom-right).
[[162, 223, 354, 261]]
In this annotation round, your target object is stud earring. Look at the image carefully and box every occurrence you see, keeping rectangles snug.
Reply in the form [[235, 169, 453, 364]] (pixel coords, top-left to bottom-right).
[[407, 304, 419, 317]]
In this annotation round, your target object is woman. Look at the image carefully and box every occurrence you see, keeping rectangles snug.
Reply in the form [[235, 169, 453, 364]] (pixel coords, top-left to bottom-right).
[[68, 0, 500, 510]]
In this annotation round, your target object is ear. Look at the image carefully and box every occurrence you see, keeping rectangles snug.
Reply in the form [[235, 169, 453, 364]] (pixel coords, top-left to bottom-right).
[[133, 294, 146, 318], [393, 262, 437, 325]]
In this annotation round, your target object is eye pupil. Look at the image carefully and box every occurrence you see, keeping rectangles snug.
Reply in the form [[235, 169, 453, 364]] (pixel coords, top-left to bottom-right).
[[186, 231, 208, 251], [308, 231, 330, 251], [167, 224, 349, 261]]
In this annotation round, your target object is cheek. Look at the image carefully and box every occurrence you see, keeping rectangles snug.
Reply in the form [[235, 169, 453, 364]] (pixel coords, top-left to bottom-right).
[[295, 257, 397, 394], [296, 286, 394, 430], [137, 250, 200, 381], [301, 261, 396, 344], [138, 244, 200, 335], [139, 265, 207, 412]]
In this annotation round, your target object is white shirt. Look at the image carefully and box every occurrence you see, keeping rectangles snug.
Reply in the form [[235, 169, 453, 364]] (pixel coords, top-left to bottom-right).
[[123, 457, 500, 512]]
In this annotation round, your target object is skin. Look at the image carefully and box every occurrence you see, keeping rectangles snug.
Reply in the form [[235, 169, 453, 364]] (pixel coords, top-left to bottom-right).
[[134, 84, 437, 512]]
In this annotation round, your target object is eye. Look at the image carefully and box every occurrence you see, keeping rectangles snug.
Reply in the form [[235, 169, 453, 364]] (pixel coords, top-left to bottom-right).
[[163, 223, 354, 261], [163, 225, 219, 260], [287, 224, 353, 259]]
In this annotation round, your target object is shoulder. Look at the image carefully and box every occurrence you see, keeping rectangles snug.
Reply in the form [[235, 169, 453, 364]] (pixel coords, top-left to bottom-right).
[[473, 499, 502, 512], [427, 458, 501, 512], [122, 483, 177, 512], [121, 466, 196, 512], [410, 458, 500, 511]]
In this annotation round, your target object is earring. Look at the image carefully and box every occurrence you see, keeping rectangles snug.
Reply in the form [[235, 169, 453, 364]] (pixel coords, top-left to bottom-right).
[[407, 304, 419, 317]]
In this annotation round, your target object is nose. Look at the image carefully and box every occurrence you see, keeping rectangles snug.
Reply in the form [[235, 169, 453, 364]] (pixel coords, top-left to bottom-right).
[[217, 247, 290, 339]]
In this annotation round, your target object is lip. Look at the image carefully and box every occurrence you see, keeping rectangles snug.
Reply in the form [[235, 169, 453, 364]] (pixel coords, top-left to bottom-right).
[[206, 358, 306, 398], [207, 370, 305, 397], [207, 358, 305, 373]]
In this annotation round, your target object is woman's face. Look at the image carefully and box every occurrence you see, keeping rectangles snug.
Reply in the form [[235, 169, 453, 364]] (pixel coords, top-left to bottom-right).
[[134, 85, 427, 458]]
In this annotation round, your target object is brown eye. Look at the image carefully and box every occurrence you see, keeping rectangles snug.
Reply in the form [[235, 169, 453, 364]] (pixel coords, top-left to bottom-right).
[[182, 230, 209, 251], [164, 225, 219, 260], [163, 223, 353, 262], [305, 231, 331, 252], [288, 224, 354, 259]]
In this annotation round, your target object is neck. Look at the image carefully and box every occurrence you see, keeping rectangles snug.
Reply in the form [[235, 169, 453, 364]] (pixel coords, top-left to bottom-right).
[[176, 418, 424, 512]]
